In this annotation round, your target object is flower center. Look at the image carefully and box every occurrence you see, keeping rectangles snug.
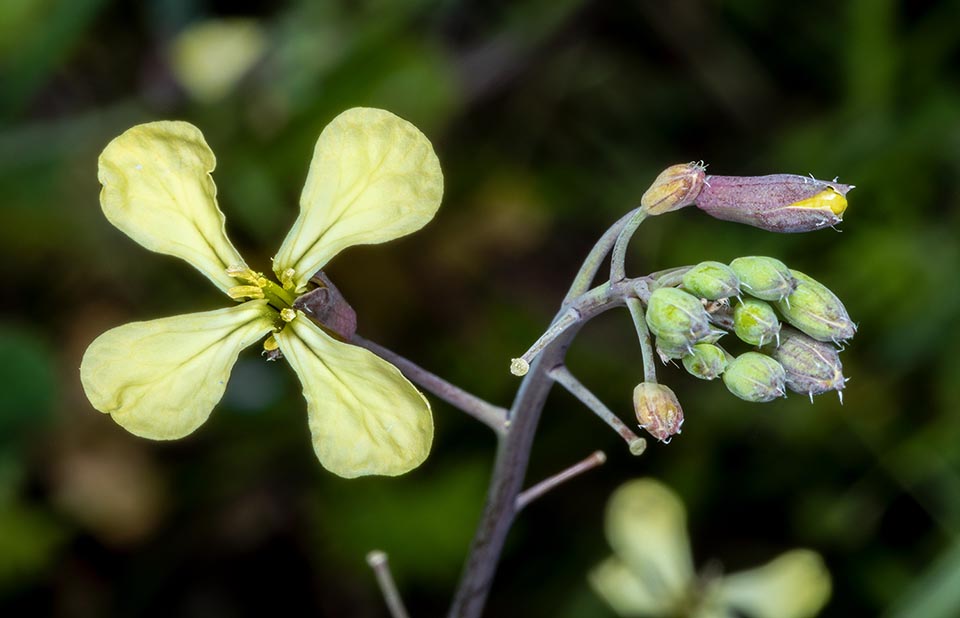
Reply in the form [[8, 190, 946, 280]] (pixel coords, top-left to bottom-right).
[[226, 266, 297, 311]]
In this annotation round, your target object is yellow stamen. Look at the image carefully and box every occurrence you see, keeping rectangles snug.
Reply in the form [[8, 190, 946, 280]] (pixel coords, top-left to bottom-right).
[[280, 308, 297, 323], [226, 265, 261, 285], [227, 285, 265, 300], [263, 334, 279, 351], [279, 267, 297, 290], [790, 187, 847, 217]]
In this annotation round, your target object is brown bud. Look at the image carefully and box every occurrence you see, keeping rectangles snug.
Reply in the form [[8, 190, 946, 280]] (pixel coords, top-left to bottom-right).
[[633, 383, 684, 443], [641, 162, 707, 215]]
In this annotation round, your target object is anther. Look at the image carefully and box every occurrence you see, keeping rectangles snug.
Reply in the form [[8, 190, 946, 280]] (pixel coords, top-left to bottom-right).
[[228, 285, 265, 300], [280, 308, 297, 323], [280, 268, 297, 289], [263, 335, 279, 352]]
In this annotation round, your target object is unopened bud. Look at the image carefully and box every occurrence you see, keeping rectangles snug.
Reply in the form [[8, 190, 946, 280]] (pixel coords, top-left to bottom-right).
[[633, 383, 684, 443], [730, 256, 797, 301], [773, 328, 845, 399], [645, 288, 712, 343], [723, 352, 786, 402], [682, 261, 740, 300], [733, 299, 781, 347], [696, 174, 853, 233], [775, 270, 855, 343], [682, 343, 728, 380], [641, 162, 706, 216]]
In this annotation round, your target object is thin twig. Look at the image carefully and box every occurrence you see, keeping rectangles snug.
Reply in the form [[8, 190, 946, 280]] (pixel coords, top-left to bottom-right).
[[510, 306, 581, 376], [625, 297, 658, 384], [352, 335, 508, 435], [516, 451, 608, 511], [547, 365, 646, 454], [367, 551, 411, 618], [609, 210, 648, 282], [563, 207, 642, 303]]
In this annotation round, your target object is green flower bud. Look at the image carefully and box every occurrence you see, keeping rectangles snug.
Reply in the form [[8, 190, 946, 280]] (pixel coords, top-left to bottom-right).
[[682, 261, 740, 300], [645, 287, 712, 347], [695, 174, 852, 233], [733, 299, 781, 347], [772, 328, 845, 401], [730, 256, 797, 301], [633, 383, 684, 443], [640, 162, 706, 215], [775, 270, 855, 343], [682, 343, 728, 380], [723, 352, 786, 402]]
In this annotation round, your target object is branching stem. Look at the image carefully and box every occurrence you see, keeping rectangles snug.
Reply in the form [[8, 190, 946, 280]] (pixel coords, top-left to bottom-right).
[[548, 365, 646, 453], [609, 210, 648, 282], [515, 451, 608, 511], [352, 335, 508, 435], [367, 551, 411, 618], [626, 297, 659, 383]]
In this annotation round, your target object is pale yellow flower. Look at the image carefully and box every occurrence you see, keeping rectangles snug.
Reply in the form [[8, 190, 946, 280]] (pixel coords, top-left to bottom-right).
[[80, 108, 443, 478], [589, 479, 831, 617]]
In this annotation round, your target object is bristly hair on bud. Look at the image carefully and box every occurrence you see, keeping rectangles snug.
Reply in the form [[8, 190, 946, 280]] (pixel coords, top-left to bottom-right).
[[641, 162, 707, 216], [682, 261, 741, 300], [633, 383, 684, 443], [730, 256, 797, 301], [722, 352, 786, 402], [695, 173, 853, 233], [773, 327, 846, 402], [775, 270, 856, 343]]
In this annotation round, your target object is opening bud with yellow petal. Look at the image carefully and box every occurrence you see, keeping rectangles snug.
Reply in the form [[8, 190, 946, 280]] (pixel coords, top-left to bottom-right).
[[682, 343, 729, 380], [733, 299, 781, 347], [772, 328, 845, 400], [641, 162, 706, 215], [722, 352, 786, 402], [682, 261, 740, 300], [775, 270, 855, 343], [633, 383, 684, 443], [730, 256, 797, 301], [695, 174, 853, 233]]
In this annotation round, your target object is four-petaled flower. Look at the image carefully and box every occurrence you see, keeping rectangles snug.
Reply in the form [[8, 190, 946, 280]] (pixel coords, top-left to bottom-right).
[[590, 479, 831, 618], [80, 108, 443, 478]]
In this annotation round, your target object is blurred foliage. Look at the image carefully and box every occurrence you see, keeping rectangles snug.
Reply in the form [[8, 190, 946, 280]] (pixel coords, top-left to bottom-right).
[[2, 0, 960, 616]]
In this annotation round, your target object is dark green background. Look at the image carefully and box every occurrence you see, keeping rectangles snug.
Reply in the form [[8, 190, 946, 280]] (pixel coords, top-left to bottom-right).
[[2, 0, 959, 616]]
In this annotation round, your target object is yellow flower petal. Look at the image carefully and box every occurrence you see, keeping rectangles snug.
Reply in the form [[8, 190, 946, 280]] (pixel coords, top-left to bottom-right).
[[714, 549, 831, 618], [275, 314, 433, 477], [80, 300, 275, 440], [604, 479, 695, 610], [98, 121, 247, 293], [589, 556, 675, 616], [273, 108, 443, 291]]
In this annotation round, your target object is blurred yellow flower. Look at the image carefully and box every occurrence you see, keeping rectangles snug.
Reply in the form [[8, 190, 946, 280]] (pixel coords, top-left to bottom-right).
[[168, 19, 267, 103], [80, 107, 443, 478], [589, 479, 831, 618]]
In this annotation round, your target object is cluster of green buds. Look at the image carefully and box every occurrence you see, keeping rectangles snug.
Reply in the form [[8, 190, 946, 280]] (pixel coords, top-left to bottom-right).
[[644, 256, 853, 404]]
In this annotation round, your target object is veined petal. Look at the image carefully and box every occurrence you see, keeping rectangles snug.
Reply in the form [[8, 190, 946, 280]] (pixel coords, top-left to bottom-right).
[[275, 314, 433, 477], [713, 550, 831, 618], [80, 300, 276, 440], [589, 556, 676, 616], [98, 121, 247, 293], [605, 479, 695, 609], [273, 108, 443, 291]]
